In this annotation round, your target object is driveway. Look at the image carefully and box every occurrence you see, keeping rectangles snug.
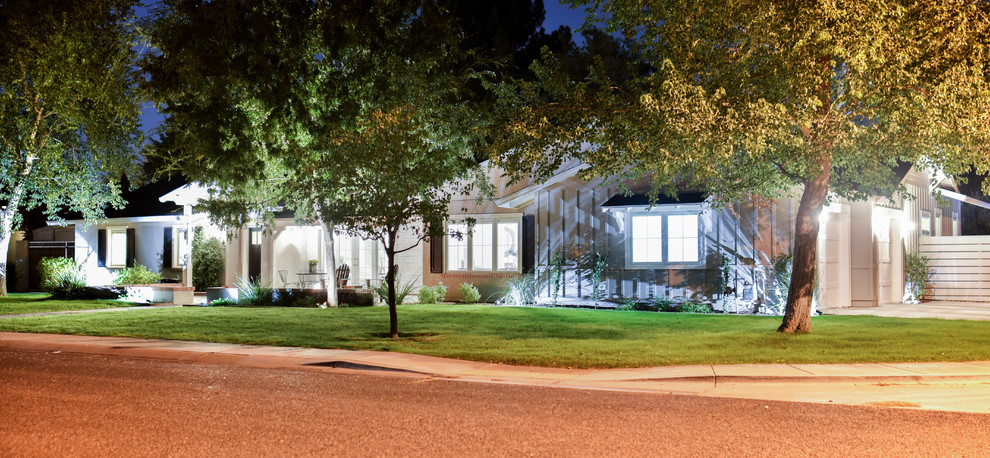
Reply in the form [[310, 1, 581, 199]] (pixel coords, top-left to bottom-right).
[[821, 301, 990, 321]]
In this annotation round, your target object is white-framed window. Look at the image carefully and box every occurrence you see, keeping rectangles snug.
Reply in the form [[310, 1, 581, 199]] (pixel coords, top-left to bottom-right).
[[953, 210, 960, 236], [172, 226, 188, 268], [107, 226, 129, 268], [920, 210, 932, 236], [625, 211, 703, 268], [446, 216, 521, 272]]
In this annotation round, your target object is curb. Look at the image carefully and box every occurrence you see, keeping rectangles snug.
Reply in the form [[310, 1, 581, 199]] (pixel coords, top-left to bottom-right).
[[4, 333, 990, 387]]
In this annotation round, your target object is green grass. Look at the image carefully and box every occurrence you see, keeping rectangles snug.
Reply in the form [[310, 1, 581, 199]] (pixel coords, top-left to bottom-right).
[[0, 293, 136, 315], [2, 304, 989, 368]]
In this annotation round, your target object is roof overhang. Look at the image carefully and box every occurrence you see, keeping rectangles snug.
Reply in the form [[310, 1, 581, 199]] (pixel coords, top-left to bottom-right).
[[600, 191, 708, 213], [494, 164, 586, 209], [160, 183, 211, 207], [938, 189, 990, 211]]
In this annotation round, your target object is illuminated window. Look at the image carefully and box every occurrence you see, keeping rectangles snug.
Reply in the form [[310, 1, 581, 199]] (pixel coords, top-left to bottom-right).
[[625, 211, 703, 267], [447, 223, 469, 271], [107, 227, 129, 268], [446, 218, 521, 272], [631, 215, 662, 263]]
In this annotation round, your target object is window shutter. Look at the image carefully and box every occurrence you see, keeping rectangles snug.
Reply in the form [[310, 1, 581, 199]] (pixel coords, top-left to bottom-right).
[[522, 215, 535, 274], [163, 227, 173, 269], [126, 228, 136, 268], [97, 229, 106, 267], [429, 235, 443, 273]]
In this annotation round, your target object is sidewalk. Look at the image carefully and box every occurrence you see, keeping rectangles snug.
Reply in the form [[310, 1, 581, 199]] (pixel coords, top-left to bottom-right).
[[3, 332, 990, 414]]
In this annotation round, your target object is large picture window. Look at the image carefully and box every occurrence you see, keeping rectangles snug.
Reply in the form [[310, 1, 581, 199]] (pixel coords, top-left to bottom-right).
[[447, 217, 521, 272], [626, 211, 702, 267]]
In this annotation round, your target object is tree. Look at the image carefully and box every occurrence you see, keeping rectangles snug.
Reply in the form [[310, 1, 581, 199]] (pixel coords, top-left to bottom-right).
[[0, 0, 143, 296], [143, 0, 489, 335], [192, 227, 224, 291], [492, 1, 990, 332]]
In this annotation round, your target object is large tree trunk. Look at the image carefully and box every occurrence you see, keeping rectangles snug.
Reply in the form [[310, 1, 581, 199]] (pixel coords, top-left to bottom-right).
[[778, 160, 831, 333], [317, 215, 338, 307], [0, 228, 11, 297], [0, 182, 27, 297], [386, 229, 398, 339]]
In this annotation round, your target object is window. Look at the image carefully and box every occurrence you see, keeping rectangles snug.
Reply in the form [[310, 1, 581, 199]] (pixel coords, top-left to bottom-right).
[[630, 215, 662, 263], [625, 211, 702, 267], [447, 223, 469, 271], [446, 217, 521, 272], [921, 210, 931, 236], [172, 227, 188, 268], [107, 227, 129, 268]]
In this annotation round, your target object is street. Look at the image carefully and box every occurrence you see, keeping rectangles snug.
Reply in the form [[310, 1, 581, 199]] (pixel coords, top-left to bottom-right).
[[2, 349, 989, 456]]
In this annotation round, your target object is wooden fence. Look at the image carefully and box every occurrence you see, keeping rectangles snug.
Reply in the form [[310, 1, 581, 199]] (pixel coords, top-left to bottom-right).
[[919, 235, 990, 302]]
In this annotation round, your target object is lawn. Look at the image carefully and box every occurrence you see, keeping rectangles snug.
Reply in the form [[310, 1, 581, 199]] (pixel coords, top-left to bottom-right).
[[2, 304, 989, 368], [0, 293, 136, 315]]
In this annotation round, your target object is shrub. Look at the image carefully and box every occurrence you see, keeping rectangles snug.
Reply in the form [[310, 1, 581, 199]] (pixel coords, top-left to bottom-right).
[[418, 282, 447, 304], [234, 275, 274, 306], [632, 300, 658, 312], [459, 282, 481, 303], [651, 295, 676, 312], [905, 252, 933, 302], [616, 298, 636, 311], [679, 300, 713, 314], [373, 275, 418, 305], [209, 297, 238, 306], [113, 264, 161, 285], [38, 257, 86, 298], [192, 227, 225, 291], [338, 288, 375, 307], [500, 274, 541, 305]]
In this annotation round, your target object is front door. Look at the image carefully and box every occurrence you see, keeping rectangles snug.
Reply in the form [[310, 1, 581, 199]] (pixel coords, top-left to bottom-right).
[[248, 228, 262, 282]]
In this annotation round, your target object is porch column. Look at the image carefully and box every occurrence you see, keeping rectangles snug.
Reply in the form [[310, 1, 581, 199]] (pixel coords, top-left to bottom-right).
[[183, 204, 193, 288]]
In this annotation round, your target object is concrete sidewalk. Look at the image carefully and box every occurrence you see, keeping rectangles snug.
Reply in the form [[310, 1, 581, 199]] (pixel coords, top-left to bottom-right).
[[821, 301, 990, 321], [3, 332, 990, 414]]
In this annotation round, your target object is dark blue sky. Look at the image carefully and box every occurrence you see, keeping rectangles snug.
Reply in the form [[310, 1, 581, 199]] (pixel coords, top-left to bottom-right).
[[138, 1, 590, 138]]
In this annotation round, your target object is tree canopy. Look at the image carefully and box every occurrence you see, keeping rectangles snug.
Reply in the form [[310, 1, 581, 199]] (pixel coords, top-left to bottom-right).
[[0, 0, 143, 295], [143, 0, 491, 335], [491, 0, 990, 331]]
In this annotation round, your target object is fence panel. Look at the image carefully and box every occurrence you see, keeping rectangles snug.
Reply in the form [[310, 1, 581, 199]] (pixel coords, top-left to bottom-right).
[[919, 235, 990, 302]]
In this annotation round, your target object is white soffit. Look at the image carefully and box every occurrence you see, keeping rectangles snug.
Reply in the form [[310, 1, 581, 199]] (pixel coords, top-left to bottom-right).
[[160, 183, 211, 207], [939, 189, 990, 211]]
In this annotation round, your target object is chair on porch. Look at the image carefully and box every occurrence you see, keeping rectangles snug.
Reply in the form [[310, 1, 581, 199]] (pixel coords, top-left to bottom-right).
[[335, 264, 350, 288], [278, 270, 300, 289]]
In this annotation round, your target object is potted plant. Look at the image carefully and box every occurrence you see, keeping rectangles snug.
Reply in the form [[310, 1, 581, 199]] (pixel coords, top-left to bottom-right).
[[308, 259, 319, 273]]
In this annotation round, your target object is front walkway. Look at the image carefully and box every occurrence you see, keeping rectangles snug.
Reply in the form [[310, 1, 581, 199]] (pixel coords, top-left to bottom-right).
[[821, 301, 990, 321]]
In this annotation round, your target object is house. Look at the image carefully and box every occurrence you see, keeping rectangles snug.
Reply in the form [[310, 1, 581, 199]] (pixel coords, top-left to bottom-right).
[[422, 159, 986, 311], [35, 179, 422, 301]]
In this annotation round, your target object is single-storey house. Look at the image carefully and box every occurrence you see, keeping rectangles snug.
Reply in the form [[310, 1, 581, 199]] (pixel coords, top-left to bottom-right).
[[41, 179, 421, 300], [421, 159, 988, 311]]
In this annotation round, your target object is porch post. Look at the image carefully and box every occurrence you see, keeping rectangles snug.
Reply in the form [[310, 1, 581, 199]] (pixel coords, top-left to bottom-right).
[[183, 204, 193, 288]]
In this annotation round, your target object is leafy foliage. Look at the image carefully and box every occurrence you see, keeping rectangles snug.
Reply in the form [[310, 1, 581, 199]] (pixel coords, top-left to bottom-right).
[[905, 252, 933, 302], [234, 276, 274, 306], [0, 0, 143, 295], [143, 0, 493, 336], [679, 300, 713, 314], [38, 257, 86, 298], [492, 1, 990, 332], [418, 283, 448, 305], [113, 264, 161, 286], [192, 227, 224, 291], [373, 275, 418, 305], [459, 283, 481, 304], [500, 274, 542, 306]]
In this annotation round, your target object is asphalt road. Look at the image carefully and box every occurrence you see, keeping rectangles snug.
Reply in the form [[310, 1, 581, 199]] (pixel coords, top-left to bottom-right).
[[3, 349, 989, 457]]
